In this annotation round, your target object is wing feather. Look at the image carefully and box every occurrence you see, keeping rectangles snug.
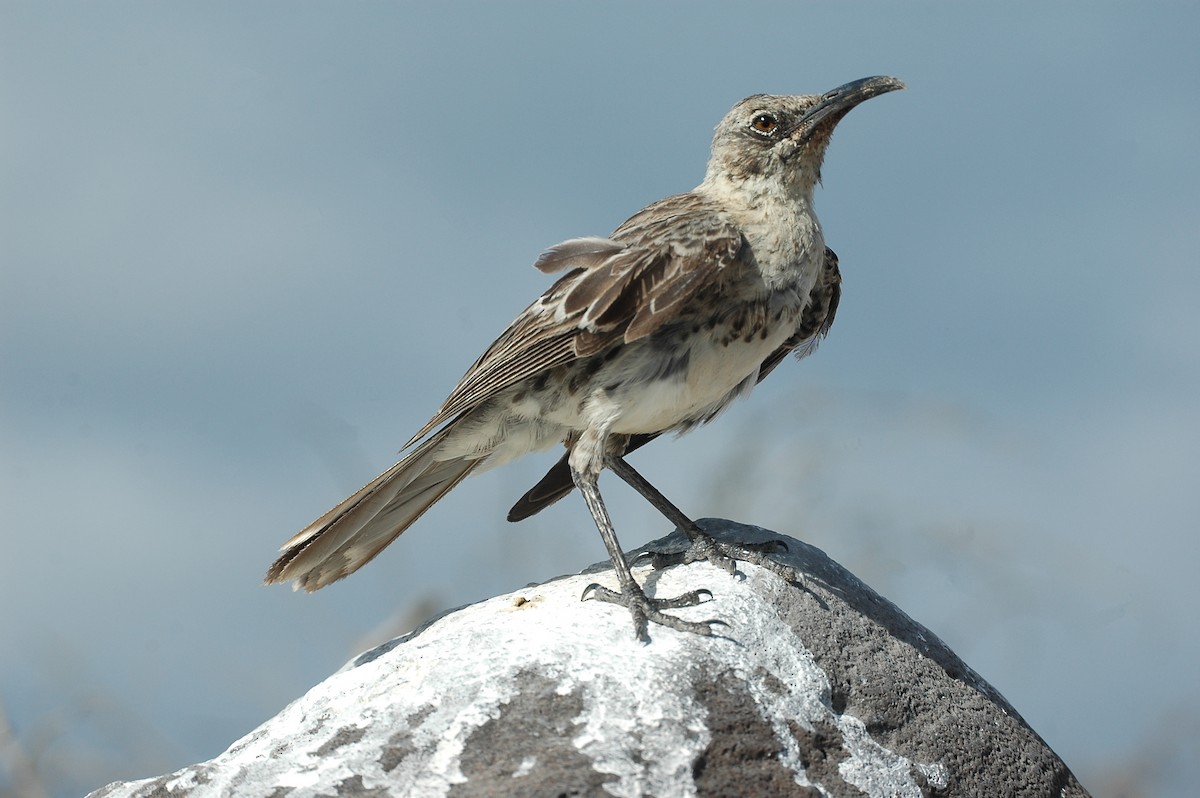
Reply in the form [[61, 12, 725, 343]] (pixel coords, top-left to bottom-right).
[[534, 236, 625, 274], [405, 193, 744, 448]]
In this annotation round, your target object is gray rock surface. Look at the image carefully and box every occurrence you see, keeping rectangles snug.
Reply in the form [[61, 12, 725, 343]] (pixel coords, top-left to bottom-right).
[[89, 520, 1090, 797]]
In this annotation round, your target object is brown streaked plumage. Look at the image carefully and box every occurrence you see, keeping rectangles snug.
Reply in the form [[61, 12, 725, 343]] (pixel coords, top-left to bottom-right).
[[506, 246, 841, 523], [402, 193, 746, 448], [266, 76, 903, 640]]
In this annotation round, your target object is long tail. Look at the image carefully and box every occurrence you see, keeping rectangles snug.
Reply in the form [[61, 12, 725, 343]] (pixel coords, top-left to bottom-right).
[[265, 425, 481, 591]]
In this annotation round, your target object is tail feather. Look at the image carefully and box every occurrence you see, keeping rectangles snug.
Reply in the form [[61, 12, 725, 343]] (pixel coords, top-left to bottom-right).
[[505, 454, 574, 522], [506, 432, 659, 522], [265, 427, 480, 591]]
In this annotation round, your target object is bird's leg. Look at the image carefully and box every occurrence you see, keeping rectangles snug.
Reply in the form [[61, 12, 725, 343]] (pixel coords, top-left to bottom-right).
[[570, 463, 720, 641], [606, 455, 702, 535], [607, 456, 795, 583]]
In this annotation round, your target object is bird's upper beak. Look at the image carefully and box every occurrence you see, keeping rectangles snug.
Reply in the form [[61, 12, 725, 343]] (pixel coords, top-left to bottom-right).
[[787, 75, 905, 144]]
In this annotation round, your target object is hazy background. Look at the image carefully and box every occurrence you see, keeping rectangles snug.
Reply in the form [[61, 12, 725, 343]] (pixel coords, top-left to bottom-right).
[[2, 2, 1197, 795]]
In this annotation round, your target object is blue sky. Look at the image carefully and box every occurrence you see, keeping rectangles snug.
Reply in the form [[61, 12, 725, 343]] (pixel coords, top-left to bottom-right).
[[2, 3, 1198, 795]]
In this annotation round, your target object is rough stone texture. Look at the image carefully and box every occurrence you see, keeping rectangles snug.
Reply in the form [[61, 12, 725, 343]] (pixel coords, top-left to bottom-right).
[[89, 520, 1091, 798]]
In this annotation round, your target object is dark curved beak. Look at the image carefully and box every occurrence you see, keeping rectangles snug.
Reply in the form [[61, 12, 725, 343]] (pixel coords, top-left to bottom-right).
[[788, 75, 905, 143]]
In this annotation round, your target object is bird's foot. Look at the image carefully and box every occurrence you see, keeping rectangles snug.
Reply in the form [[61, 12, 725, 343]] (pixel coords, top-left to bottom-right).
[[643, 527, 797, 584], [582, 581, 724, 643]]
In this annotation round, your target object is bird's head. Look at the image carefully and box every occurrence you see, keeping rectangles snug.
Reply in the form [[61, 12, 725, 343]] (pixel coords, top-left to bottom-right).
[[703, 76, 904, 198]]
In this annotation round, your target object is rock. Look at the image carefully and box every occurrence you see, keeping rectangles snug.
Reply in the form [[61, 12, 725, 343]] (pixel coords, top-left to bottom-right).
[[89, 520, 1090, 797]]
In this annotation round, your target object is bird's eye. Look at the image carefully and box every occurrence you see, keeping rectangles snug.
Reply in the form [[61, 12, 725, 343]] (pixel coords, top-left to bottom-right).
[[750, 113, 778, 136]]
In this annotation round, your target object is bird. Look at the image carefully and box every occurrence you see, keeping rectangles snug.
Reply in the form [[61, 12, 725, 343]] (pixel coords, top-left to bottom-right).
[[266, 76, 904, 641]]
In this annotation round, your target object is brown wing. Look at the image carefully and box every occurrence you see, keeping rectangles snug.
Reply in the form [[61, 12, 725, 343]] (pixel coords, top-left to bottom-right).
[[405, 193, 744, 446], [758, 245, 842, 380], [506, 246, 842, 522]]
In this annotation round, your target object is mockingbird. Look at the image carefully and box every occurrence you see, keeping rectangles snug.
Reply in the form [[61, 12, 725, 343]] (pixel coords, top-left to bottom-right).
[[267, 76, 904, 641]]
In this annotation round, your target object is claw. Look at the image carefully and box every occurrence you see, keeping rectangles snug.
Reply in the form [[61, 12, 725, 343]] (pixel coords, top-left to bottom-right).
[[674, 531, 800, 585], [630, 549, 658, 567], [582, 581, 723, 640], [581, 582, 611, 602]]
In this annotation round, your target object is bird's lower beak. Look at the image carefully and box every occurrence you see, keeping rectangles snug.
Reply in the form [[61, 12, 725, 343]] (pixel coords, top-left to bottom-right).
[[788, 76, 905, 143]]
